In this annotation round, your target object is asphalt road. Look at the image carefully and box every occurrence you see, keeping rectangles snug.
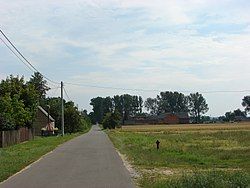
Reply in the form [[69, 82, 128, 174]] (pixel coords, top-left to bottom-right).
[[1, 125, 135, 188]]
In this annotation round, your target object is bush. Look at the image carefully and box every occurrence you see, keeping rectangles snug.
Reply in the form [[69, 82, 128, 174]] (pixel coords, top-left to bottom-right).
[[102, 111, 121, 129]]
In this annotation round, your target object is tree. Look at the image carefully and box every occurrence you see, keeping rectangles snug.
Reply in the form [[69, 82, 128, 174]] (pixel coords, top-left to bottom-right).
[[224, 109, 246, 122], [102, 111, 121, 129], [103, 97, 114, 115], [233, 109, 246, 117], [242, 96, 250, 114], [90, 97, 105, 123], [28, 72, 50, 100], [89, 94, 144, 124], [43, 97, 91, 133], [64, 103, 82, 133], [0, 75, 39, 130], [138, 96, 143, 114], [144, 97, 158, 115], [225, 111, 235, 122], [0, 94, 15, 130], [188, 92, 209, 123], [157, 91, 188, 113]]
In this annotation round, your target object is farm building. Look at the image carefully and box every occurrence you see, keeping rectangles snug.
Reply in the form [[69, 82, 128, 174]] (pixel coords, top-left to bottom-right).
[[125, 112, 190, 125], [33, 106, 55, 136], [156, 112, 190, 124]]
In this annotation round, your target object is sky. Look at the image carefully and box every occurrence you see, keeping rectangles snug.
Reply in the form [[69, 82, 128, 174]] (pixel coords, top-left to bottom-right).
[[0, 0, 250, 116]]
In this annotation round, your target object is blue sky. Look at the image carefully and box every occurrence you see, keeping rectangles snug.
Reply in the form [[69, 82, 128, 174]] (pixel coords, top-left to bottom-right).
[[1, 0, 250, 116]]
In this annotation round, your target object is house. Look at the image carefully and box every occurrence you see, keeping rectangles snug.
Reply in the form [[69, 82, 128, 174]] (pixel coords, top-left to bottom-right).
[[154, 112, 190, 124], [125, 112, 190, 125], [33, 106, 55, 136]]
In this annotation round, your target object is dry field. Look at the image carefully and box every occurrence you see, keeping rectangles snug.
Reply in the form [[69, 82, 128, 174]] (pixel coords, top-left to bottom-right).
[[121, 122, 250, 132]]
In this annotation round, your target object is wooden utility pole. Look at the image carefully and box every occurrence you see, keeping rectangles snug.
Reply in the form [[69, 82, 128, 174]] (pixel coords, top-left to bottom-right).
[[61, 81, 64, 136]]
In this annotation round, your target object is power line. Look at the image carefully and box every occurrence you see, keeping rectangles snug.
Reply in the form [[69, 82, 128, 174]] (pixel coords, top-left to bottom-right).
[[64, 82, 250, 94], [0, 29, 59, 86], [63, 87, 71, 101], [1, 30, 249, 95], [48, 86, 60, 96], [64, 82, 162, 92], [0, 37, 34, 72]]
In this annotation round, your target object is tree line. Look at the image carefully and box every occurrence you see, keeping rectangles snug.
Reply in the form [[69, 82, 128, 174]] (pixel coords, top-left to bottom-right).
[[218, 96, 250, 122], [89, 94, 143, 124], [89, 91, 209, 125], [0, 72, 91, 133]]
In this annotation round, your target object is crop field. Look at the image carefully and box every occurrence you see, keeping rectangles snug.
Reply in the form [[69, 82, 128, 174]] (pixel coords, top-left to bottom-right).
[[107, 123, 250, 188]]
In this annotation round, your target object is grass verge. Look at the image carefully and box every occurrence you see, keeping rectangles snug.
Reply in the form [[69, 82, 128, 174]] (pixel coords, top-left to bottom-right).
[[0, 130, 89, 182]]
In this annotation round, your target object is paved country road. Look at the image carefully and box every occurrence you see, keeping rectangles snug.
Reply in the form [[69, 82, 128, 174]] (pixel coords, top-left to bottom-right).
[[1, 125, 135, 188]]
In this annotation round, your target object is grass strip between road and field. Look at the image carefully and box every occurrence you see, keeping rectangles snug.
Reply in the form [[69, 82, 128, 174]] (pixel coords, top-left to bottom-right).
[[0, 129, 90, 183]]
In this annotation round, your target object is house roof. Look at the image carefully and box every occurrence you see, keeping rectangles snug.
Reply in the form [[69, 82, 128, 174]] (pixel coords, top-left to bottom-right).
[[38, 106, 55, 122], [155, 112, 189, 119]]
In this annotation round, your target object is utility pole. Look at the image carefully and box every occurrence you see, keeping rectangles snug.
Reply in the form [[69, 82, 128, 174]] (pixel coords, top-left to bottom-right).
[[61, 81, 64, 136]]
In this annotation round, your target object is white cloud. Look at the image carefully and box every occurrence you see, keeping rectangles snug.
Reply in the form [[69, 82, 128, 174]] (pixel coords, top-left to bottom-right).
[[0, 0, 250, 116]]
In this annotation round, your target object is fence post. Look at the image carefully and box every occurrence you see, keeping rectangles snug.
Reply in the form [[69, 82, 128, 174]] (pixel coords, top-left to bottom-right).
[[0, 131, 2, 147], [2, 131, 5, 147]]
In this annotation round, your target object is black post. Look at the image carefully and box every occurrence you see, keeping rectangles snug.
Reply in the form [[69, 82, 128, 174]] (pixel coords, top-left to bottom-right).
[[156, 140, 160, 150]]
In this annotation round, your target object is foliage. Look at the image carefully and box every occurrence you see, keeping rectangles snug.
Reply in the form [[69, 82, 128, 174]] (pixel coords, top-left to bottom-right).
[[89, 94, 143, 124], [42, 97, 91, 133], [102, 111, 121, 129], [225, 109, 246, 122], [242, 96, 250, 113], [188, 92, 209, 123], [90, 97, 106, 123], [0, 75, 39, 130], [157, 91, 188, 113], [144, 92, 209, 121], [144, 97, 158, 115], [28, 72, 50, 99]]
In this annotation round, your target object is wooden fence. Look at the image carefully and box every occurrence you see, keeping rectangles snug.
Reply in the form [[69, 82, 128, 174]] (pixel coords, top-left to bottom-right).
[[0, 127, 34, 148]]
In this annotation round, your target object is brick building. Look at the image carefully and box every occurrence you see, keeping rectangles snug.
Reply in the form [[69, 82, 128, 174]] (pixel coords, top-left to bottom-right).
[[125, 112, 190, 125]]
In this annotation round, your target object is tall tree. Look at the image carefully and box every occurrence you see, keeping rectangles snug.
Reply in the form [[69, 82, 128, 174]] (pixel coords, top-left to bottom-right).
[[90, 97, 104, 123], [138, 96, 143, 114], [145, 97, 158, 115], [233, 109, 246, 117], [225, 111, 235, 121], [43, 97, 91, 133], [0, 75, 39, 130], [242, 96, 250, 114], [28, 72, 50, 100], [188, 92, 209, 123], [157, 91, 188, 113], [103, 97, 113, 114]]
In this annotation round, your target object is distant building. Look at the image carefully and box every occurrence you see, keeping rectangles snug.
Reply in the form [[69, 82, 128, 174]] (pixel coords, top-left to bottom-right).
[[235, 116, 248, 122], [33, 106, 55, 135], [125, 112, 190, 125]]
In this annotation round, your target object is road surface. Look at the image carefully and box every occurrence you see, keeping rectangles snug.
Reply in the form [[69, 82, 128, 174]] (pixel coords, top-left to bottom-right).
[[1, 125, 135, 188]]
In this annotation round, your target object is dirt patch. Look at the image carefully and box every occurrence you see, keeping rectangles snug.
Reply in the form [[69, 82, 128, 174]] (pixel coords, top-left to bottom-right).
[[143, 168, 174, 176], [116, 150, 141, 179]]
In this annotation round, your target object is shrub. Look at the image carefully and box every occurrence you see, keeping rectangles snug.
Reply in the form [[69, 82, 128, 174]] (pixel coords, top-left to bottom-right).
[[102, 111, 121, 129]]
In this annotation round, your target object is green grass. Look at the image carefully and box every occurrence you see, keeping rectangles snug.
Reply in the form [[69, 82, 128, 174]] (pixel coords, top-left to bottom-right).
[[140, 170, 250, 188], [107, 124, 250, 187], [0, 131, 88, 182]]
